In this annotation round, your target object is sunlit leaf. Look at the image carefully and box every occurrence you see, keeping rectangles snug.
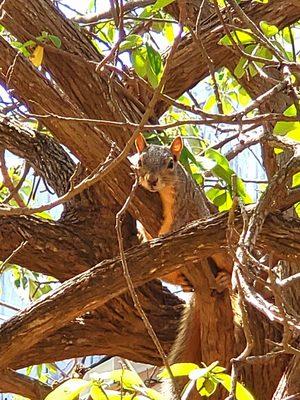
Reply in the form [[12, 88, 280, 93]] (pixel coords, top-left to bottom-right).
[[259, 21, 278, 37], [282, 26, 292, 43], [90, 386, 121, 400], [164, 22, 174, 42], [274, 104, 300, 135], [219, 30, 255, 46], [199, 378, 217, 397], [131, 48, 147, 78], [44, 379, 91, 400], [205, 149, 252, 204], [234, 57, 247, 79], [189, 362, 219, 380], [140, 387, 163, 400], [153, 0, 175, 11], [158, 363, 199, 378], [120, 34, 143, 51], [217, 373, 255, 400], [203, 94, 216, 111], [292, 172, 300, 188], [92, 369, 144, 390], [29, 45, 44, 67]]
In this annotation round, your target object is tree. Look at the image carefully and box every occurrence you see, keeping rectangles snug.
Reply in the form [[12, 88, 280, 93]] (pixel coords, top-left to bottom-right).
[[0, 0, 299, 399]]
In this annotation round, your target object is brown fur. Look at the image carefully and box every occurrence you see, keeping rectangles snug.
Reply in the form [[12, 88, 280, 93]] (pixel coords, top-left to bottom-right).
[[134, 134, 233, 397]]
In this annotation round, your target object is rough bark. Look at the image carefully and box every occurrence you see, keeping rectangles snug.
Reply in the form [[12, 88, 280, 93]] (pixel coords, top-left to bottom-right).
[[272, 356, 300, 400], [0, 1, 299, 398], [0, 36, 162, 237], [0, 211, 298, 369], [0, 369, 51, 400], [8, 282, 183, 369], [0, 115, 74, 197]]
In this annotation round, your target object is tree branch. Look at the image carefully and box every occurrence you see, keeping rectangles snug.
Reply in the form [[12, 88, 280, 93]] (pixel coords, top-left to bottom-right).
[[0, 211, 298, 369], [0, 114, 75, 197], [0, 368, 51, 400], [8, 282, 183, 369]]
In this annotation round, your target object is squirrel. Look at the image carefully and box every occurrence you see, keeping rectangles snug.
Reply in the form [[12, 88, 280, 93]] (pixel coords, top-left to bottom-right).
[[134, 133, 233, 398], [134, 133, 232, 288]]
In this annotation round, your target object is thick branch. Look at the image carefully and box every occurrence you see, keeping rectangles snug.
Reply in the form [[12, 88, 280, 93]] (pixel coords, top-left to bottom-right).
[[0, 114, 75, 196], [0, 36, 161, 236], [0, 368, 51, 400], [0, 211, 298, 369], [0, 215, 97, 279], [8, 282, 183, 369]]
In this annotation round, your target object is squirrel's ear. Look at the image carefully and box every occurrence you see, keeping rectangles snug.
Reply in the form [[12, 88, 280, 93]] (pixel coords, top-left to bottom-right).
[[135, 133, 147, 153], [170, 136, 183, 160]]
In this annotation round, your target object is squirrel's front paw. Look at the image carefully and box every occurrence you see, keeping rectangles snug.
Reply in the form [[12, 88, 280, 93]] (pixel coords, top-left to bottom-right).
[[214, 271, 231, 293]]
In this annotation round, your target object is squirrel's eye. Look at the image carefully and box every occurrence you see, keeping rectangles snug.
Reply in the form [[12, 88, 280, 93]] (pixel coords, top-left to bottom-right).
[[167, 159, 174, 169]]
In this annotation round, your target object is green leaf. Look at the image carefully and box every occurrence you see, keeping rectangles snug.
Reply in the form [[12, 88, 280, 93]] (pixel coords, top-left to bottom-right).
[[254, 0, 269, 2], [218, 190, 233, 211], [219, 30, 255, 46], [44, 379, 91, 400], [282, 27, 292, 43], [49, 35, 62, 48], [196, 377, 205, 392], [214, 190, 229, 207], [140, 387, 163, 400], [203, 94, 216, 111], [164, 23, 174, 43], [146, 43, 162, 75], [199, 378, 218, 397], [11, 41, 23, 49], [259, 21, 278, 37], [90, 386, 120, 400], [222, 98, 234, 114], [189, 362, 219, 380], [153, 0, 175, 11], [205, 148, 231, 172], [287, 128, 300, 142], [234, 57, 247, 79], [274, 104, 300, 135], [212, 366, 226, 373], [237, 87, 251, 107], [195, 155, 217, 171], [205, 149, 252, 204], [93, 369, 144, 390], [23, 40, 36, 48], [120, 34, 143, 51], [131, 48, 147, 78], [248, 63, 258, 77], [158, 363, 199, 378], [217, 373, 255, 400], [292, 172, 300, 188], [146, 61, 159, 88]]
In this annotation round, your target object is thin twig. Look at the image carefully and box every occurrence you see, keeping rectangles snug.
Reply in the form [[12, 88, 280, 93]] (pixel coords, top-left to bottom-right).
[[115, 178, 180, 399], [0, 240, 28, 274], [0, 150, 26, 207]]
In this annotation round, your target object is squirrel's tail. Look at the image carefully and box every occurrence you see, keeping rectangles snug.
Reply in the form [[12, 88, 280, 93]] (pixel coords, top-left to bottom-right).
[[162, 260, 234, 400]]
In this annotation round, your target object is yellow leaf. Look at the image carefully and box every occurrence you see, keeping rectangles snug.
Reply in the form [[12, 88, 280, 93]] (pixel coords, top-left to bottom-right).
[[29, 45, 44, 67]]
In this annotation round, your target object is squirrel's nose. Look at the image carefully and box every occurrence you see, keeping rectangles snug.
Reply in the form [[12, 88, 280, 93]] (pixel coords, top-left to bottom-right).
[[147, 176, 158, 186]]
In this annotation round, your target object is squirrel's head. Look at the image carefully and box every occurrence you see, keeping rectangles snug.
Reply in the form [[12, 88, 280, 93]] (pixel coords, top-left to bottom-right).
[[134, 133, 183, 192]]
